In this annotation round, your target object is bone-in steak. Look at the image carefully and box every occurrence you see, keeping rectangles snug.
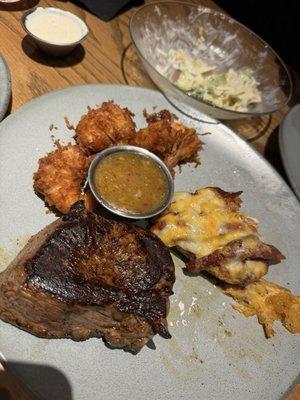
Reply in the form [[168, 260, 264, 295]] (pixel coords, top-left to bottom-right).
[[0, 202, 175, 352]]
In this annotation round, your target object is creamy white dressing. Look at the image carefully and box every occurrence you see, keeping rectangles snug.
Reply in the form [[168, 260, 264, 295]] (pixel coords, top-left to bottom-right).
[[25, 8, 86, 45]]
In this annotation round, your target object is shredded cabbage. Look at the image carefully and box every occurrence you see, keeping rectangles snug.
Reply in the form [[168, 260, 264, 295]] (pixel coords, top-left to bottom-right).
[[158, 49, 262, 112]]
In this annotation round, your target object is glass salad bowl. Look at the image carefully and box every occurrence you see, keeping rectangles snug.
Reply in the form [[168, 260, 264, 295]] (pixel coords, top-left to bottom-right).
[[130, 2, 293, 120]]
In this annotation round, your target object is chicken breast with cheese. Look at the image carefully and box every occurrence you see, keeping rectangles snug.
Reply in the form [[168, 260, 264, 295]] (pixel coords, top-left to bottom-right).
[[151, 187, 284, 286]]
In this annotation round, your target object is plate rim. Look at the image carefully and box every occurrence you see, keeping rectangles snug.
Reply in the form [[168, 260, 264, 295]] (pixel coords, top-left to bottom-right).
[[0, 83, 299, 400], [0, 53, 11, 121], [279, 103, 300, 200]]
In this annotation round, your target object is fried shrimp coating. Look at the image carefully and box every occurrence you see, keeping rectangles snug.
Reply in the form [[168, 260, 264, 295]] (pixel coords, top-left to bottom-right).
[[34, 107, 202, 213], [131, 110, 202, 171], [33, 144, 93, 214], [75, 101, 136, 153]]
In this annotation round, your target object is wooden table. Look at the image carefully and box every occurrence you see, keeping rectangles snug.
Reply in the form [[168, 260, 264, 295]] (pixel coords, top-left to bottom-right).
[[0, 0, 299, 399]]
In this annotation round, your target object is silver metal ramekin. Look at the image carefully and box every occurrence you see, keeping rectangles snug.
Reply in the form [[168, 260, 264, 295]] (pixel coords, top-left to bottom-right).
[[88, 145, 174, 220]]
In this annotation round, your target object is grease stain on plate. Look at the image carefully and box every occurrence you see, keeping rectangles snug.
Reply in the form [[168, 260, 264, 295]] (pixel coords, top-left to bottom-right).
[[0, 235, 31, 272], [30, 339, 50, 361], [159, 255, 278, 383]]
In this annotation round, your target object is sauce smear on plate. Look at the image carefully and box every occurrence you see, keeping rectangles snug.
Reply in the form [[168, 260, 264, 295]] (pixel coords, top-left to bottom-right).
[[93, 152, 169, 214]]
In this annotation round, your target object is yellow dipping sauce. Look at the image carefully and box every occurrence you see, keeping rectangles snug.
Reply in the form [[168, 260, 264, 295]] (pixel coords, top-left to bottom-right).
[[93, 152, 169, 214]]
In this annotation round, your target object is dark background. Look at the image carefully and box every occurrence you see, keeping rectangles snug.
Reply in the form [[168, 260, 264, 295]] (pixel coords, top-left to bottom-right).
[[73, 0, 298, 74], [215, 0, 299, 72]]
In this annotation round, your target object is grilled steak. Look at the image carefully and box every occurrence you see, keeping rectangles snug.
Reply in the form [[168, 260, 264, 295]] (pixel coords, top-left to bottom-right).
[[0, 202, 175, 352]]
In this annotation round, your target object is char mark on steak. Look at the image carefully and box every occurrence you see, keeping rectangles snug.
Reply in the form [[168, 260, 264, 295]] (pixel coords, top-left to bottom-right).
[[0, 202, 175, 352]]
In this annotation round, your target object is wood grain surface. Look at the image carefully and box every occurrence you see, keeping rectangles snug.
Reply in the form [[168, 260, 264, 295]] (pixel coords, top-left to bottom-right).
[[0, 0, 299, 399]]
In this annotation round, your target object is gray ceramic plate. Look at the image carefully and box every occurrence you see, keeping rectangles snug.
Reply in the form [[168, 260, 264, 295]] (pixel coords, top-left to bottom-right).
[[0, 85, 299, 400], [0, 53, 11, 121], [279, 104, 300, 200]]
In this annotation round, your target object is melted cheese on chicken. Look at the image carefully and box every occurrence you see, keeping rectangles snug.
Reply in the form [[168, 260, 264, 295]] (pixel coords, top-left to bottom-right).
[[151, 188, 285, 286], [225, 280, 300, 337], [153, 188, 258, 258]]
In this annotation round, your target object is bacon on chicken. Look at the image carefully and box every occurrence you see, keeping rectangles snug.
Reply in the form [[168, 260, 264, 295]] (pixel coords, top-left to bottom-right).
[[151, 187, 284, 286]]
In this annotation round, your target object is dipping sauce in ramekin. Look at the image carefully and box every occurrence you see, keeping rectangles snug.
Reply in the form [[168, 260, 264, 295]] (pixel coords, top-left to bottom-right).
[[88, 146, 174, 219], [22, 7, 88, 56]]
